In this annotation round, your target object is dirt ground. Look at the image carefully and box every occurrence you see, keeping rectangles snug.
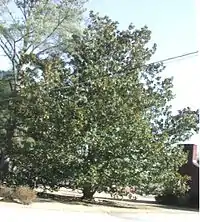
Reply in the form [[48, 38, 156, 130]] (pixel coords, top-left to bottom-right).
[[0, 187, 198, 214]]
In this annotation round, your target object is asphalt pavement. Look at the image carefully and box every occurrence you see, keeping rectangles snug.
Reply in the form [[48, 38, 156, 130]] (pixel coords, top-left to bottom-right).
[[0, 204, 199, 222], [110, 211, 199, 222], [1, 206, 120, 222]]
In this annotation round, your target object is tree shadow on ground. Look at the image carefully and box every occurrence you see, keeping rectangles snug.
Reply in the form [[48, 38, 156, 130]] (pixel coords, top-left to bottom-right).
[[36, 192, 140, 209], [0, 198, 13, 203], [98, 196, 156, 205], [97, 196, 198, 212], [36, 192, 199, 212]]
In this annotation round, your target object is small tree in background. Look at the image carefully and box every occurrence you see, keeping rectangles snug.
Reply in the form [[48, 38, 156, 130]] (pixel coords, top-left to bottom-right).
[[0, 0, 87, 183]]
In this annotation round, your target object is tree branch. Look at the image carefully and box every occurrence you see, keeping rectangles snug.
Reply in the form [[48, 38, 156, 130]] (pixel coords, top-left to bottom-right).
[[0, 38, 13, 61], [2, 1, 24, 37], [36, 43, 65, 57], [2, 33, 20, 62], [1, 30, 15, 51], [13, 0, 29, 21], [0, 36, 20, 67], [15, 30, 34, 43], [29, 14, 69, 54]]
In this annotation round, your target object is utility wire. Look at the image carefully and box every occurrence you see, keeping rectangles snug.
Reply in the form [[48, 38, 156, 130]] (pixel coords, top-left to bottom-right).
[[0, 50, 198, 64], [149, 51, 198, 64], [0, 50, 199, 102], [0, 50, 198, 75], [62, 50, 199, 87]]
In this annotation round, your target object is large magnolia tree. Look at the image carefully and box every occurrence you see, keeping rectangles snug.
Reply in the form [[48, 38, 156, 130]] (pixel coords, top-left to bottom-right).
[[1, 12, 199, 199]]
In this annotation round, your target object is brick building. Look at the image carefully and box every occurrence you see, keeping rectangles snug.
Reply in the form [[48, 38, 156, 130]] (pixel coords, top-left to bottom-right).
[[179, 144, 199, 206]]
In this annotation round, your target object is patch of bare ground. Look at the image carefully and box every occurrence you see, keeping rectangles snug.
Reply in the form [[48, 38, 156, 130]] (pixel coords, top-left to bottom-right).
[[1, 188, 197, 213]]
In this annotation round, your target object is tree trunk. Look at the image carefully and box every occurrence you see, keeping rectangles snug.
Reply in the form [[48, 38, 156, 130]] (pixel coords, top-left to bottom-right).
[[82, 186, 97, 200], [6, 120, 15, 153]]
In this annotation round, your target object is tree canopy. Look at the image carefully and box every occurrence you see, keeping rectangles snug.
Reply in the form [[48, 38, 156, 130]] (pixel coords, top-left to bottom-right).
[[0, 11, 199, 199]]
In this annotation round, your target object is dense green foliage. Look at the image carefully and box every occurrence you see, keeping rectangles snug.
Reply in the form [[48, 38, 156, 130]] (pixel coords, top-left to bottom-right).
[[0, 10, 199, 199], [0, 0, 87, 186]]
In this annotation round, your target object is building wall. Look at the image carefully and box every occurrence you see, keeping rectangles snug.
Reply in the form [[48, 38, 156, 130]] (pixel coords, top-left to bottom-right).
[[179, 144, 199, 199]]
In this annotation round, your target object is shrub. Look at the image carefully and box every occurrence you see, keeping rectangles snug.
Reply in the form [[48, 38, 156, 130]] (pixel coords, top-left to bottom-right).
[[188, 193, 199, 208], [155, 193, 179, 205], [155, 172, 190, 206], [0, 185, 14, 201], [14, 186, 37, 205]]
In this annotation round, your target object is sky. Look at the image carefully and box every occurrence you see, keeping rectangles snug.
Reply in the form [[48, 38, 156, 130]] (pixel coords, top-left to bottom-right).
[[85, 0, 199, 145], [0, 0, 199, 145]]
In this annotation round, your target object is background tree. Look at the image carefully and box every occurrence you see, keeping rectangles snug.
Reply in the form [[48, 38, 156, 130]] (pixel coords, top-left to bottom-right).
[[0, 0, 87, 171], [0, 0, 87, 62], [4, 54, 75, 188]]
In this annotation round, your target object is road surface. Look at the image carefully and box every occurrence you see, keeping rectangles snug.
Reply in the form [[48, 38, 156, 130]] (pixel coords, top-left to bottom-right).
[[0, 203, 199, 222], [110, 211, 199, 221]]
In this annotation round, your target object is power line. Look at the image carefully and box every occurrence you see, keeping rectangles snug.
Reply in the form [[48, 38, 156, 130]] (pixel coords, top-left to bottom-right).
[[149, 51, 198, 64], [0, 50, 199, 102], [0, 49, 198, 61], [0, 50, 198, 70], [68, 50, 199, 87]]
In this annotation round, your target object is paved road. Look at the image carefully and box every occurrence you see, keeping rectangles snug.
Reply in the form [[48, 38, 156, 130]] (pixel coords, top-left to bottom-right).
[[1, 206, 120, 222], [0, 204, 199, 222], [110, 212, 199, 222]]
